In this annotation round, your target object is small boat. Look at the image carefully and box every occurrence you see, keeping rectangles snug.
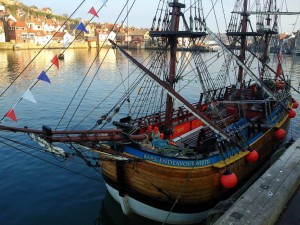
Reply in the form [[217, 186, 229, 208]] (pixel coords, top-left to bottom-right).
[[0, 0, 299, 224]]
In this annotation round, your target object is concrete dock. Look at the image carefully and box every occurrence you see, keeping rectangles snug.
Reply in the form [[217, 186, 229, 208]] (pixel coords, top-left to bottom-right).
[[215, 138, 300, 225]]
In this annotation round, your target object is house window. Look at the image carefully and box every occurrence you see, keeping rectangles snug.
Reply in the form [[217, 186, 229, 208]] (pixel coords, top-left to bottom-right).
[[16, 27, 19, 30], [29, 33, 34, 38], [21, 33, 28, 39]]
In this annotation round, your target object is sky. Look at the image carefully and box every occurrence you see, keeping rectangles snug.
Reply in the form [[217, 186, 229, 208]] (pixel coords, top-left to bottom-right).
[[20, 0, 300, 33]]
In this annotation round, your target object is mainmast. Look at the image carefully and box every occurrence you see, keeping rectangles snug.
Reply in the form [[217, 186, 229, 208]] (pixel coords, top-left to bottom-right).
[[149, 0, 206, 138], [237, 0, 249, 87], [164, 0, 183, 137], [260, 0, 278, 77]]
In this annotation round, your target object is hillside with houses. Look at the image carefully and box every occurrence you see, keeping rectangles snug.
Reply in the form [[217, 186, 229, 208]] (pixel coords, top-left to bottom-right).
[[0, 0, 151, 49], [0, 0, 299, 52]]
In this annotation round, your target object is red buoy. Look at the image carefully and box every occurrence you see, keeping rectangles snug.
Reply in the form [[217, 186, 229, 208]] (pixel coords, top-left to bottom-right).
[[275, 128, 286, 140], [292, 100, 299, 109], [288, 109, 296, 118], [246, 149, 259, 163], [220, 171, 238, 189]]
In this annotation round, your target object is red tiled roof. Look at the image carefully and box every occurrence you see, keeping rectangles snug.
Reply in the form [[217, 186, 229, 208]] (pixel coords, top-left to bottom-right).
[[14, 22, 27, 27], [53, 32, 65, 37]]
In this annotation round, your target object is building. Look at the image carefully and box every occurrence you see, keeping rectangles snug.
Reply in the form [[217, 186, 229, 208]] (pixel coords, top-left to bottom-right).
[[0, 20, 5, 42], [0, 3, 5, 15], [27, 28, 47, 45], [52, 31, 73, 45], [116, 33, 131, 45], [8, 21, 28, 43], [96, 28, 116, 46], [41, 7, 52, 14], [130, 30, 149, 43], [84, 22, 95, 41]]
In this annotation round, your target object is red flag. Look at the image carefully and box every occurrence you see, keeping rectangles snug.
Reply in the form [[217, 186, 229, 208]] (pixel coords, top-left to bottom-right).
[[51, 54, 59, 69], [276, 64, 282, 77], [275, 48, 283, 79], [88, 7, 99, 18], [5, 109, 17, 122]]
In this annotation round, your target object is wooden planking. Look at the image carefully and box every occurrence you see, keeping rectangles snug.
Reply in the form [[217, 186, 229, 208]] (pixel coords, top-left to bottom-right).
[[215, 137, 300, 225], [213, 151, 250, 168]]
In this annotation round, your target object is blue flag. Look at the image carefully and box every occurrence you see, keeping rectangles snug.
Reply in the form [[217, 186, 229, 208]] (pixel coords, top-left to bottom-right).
[[76, 22, 89, 34], [37, 71, 51, 83]]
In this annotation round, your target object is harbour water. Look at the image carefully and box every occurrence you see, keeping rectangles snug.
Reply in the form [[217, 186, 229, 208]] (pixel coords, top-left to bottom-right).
[[0, 49, 300, 225]]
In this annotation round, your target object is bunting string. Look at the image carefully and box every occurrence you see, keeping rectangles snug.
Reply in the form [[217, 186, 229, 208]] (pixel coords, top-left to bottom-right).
[[0, 0, 88, 99], [1, 0, 110, 123]]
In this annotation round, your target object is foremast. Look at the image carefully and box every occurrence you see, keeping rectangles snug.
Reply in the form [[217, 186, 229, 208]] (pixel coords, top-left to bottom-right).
[[236, 0, 248, 87]]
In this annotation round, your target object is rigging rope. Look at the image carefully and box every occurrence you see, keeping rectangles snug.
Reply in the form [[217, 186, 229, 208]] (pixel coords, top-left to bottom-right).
[[0, 136, 104, 182], [162, 154, 198, 225], [58, 0, 136, 131]]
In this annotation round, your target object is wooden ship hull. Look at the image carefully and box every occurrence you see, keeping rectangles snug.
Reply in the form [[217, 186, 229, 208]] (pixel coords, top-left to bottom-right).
[[100, 111, 290, 224]]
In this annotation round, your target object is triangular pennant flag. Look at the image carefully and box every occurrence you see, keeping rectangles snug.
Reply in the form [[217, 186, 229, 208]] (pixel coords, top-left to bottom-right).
[[5, 109, 17, 122], [51, 54, 59, 69], [88, 7, 99, 18], [22, 89, 37, 104], [7, 14, 17, 22], [276, 64, 282, 77], [37, 71, 51, 83], [76, 22, 89, 34]]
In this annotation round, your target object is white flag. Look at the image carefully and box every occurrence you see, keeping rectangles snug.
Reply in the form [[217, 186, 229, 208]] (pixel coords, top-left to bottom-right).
[[7, 14, 17, 22], [22, 89, 37, 104]]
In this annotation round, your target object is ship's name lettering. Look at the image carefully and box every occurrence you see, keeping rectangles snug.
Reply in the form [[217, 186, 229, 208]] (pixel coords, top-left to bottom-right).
[[143, 154, 211, 166]]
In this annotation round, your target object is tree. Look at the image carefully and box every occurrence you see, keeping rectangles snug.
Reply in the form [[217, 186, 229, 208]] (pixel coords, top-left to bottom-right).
[[30, 5, 38, 10]]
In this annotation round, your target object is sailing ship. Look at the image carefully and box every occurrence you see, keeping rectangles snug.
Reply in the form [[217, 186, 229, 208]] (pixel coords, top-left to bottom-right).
[[0, 0, 299, 224]]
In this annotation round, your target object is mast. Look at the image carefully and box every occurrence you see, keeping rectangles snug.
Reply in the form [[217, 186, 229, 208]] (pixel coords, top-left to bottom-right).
[[164, 0, 182, 138], [260, 0, 276, 77], [237, 0, 249, 87], [146, 0, 206, 137]]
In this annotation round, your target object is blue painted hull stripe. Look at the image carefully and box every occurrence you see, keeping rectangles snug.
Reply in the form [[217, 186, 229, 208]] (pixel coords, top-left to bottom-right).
[[124, 112, 286, 168]]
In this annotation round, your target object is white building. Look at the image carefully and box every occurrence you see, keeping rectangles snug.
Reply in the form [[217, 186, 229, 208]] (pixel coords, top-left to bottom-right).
[[0, 22, 5, 42], [98, 31, 116, 45]]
